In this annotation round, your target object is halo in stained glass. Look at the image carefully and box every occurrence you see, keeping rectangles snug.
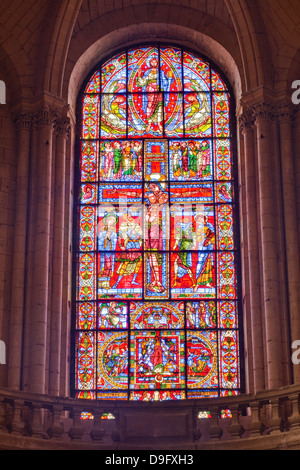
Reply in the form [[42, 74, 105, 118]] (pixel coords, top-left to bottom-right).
[[184, 92, 212, 138], [100, 94, 127, 138], [130, 330, 186, 390], [128, 46, 159, 93], [183, 51, 210, 92], [74, 45, 241, 401], [186, 330, 218, 389], [101, 52, 127, 93]]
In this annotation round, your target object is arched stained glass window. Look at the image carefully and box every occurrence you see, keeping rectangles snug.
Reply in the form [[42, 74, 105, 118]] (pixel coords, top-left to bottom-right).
[[74, 45, 241, 401]]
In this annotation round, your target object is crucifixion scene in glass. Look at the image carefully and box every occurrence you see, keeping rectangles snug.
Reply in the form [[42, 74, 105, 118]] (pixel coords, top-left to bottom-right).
[[75, 45, 240, 401]]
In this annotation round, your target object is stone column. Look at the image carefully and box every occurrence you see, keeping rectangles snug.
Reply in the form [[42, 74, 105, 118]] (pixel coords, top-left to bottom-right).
[[239, 111, 265, 392], [8, 111, 33, 390], [277, 105, 300, 383], [28, 105, 57, 395], [251, 103, 285, 389], [48, 116, 70, 396]]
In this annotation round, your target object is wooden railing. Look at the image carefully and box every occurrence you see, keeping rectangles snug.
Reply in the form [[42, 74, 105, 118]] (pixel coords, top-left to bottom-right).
[[1, 385, 300, 450]]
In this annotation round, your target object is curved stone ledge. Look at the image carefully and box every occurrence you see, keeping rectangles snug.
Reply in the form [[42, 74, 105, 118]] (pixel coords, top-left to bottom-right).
[[1, 385, 300, 450]]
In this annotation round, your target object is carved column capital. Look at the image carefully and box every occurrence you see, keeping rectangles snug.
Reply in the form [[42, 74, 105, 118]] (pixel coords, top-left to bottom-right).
[[54, 116, 71, 137], [274, 104, 296, 123], [238, 110, 255, 133], [249, 102, 276, 122], [241, 101, 297, 127], [33, 105, 59, 129], [13, 111, 34, 131]]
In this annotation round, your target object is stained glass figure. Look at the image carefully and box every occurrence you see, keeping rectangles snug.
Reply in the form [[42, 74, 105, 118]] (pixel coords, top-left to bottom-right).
[[101, 52, 127, 94], [169, 139, 212, 181], [160, 47, 182, 92], [97, 331, 129, 390], [100, 94, 127, 138], [98, 302, 128, 329], [128, 47, 160, 93], [170, 182, 213, 203], [98, 140, 145, 181], [130, 330, 185, 390], [186, 301, 217, 329], [98, 184, 142, 204], [130, 302, 184, 329], [184, 92, 212, 137], [130, 390, 186, 401], [183, 51, 210, 92], [186, 331, 218, 389], [75, 45, 241, 401]]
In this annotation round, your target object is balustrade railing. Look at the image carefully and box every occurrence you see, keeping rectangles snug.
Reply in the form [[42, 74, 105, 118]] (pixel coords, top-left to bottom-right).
[[1, 385, 300, 449]]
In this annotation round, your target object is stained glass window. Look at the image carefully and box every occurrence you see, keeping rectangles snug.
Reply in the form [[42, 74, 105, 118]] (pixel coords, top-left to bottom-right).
[[74, 45, 241, 401]]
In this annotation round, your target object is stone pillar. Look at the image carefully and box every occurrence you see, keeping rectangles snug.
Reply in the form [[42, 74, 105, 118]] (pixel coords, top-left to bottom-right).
[[277, 105, 300, 383], [251, 103, 285, 389], [239, 111, 264, 392], [8, 111, 33, 390], [28, 105, 57, 395], [48, 116, 70, 396]]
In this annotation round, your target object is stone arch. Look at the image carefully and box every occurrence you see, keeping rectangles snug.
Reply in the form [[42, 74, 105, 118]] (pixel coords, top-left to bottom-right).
[[39, 0, 83, 97], [225, 0, 273, 92], [66, 23, 243, 116], [37, 1, 274, 110], [57, 2, 247, 108]]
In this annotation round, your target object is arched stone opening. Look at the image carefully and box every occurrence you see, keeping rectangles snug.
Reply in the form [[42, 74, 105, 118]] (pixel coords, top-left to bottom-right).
[[67, 23, 243, 118]]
